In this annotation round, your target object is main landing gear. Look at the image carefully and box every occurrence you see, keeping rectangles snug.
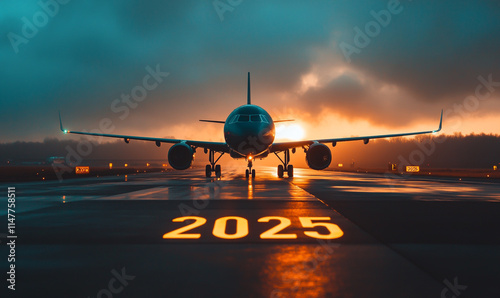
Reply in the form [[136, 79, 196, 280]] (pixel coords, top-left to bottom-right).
[[245, 157, 255, 178], [205, 149, 224, 178], [274, 149, 294, 178]]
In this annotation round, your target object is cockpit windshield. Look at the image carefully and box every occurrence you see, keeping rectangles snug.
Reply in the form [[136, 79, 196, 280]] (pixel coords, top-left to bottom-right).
[[239, 115, 249, 122], [230, 114, 269, 124]]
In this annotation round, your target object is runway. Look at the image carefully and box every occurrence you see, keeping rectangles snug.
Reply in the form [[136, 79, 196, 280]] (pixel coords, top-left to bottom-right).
[[1, 167, 499, 297]]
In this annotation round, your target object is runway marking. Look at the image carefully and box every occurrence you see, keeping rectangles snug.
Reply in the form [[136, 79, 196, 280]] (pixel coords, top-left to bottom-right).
[[258, 216, 297, 239], [162, 216, 343, 240], [100, 187, 169, 200], [332, 185, 480, 194], [213, 216, 249, 239], [162, 216, 206, 239], [299, 217, 344, 240]]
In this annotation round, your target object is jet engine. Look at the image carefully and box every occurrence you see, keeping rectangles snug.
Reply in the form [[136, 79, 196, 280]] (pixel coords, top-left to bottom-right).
[[306, 143, 332, 170], [168, 143, 195, 170]]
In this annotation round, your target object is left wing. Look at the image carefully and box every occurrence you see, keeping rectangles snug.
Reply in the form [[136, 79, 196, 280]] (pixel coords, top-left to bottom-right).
[[59, 112, 230, 152], [270, 110, 443, 152]]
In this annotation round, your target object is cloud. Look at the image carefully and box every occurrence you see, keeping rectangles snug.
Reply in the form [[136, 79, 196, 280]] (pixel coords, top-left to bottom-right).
[[1, 0, 499, 142]]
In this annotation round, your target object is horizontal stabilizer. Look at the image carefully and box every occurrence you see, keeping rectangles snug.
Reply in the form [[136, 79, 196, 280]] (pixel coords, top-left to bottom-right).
[[199, 120, 226, 124]]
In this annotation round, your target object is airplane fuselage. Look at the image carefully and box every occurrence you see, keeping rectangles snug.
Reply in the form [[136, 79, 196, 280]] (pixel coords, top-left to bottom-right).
[[224, 104, 275, 157]]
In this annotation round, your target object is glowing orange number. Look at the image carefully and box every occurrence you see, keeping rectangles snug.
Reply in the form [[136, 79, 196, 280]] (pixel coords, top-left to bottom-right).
[[212, 216, 248, 239], [163, 216, 343, 240], [299, 217, 343, 239], [163, 216, 207, 239], [258, 216, 297, 239]]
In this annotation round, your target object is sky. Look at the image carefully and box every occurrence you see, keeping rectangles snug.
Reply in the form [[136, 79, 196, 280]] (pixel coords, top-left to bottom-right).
[[1, 0, 500, 143]]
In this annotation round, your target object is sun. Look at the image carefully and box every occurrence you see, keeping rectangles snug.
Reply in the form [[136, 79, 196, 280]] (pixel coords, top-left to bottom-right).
[[275, 123, 306, 141]]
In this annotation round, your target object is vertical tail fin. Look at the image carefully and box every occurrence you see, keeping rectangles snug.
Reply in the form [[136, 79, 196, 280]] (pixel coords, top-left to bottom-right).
[[247, 72, 251, 105]]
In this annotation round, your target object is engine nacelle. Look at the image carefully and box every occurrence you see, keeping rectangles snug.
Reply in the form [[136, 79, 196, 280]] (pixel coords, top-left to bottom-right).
[[306, 143, 332, 170], [168, 143, 195, 170]]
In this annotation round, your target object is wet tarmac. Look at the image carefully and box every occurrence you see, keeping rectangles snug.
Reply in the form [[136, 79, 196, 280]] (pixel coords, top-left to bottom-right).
[[1, 167, 499, 297]]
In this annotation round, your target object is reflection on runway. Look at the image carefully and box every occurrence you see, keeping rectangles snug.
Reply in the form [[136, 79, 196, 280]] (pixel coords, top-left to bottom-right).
[[290, 168, 500, 201], [260, 245, 336, 297], [2, 167, 499, 297]]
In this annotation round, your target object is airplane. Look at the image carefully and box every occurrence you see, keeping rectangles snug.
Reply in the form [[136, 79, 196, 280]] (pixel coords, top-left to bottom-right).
[[59, 72, 443, 178]]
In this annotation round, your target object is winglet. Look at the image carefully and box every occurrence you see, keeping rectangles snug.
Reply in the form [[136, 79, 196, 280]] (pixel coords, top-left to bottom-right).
[[59, 111, 68, 134], [247, 72, 251, 105], [434, 109, 443, 133]]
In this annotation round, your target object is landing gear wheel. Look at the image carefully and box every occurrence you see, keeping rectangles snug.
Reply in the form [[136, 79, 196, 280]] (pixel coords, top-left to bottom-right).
[[215, 164, 221, 178], [206, 149, 225, 178], [205, 165, 212, 178], [275, 149, 293, 178], [251, 169, 256, 178], [245, 169, 250, 178], [277, 165, 284, 178]]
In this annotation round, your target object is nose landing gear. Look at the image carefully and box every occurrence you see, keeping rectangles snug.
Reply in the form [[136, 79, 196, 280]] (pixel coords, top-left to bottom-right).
[[245, 169, 255, 178], [245, 158, 255, 178]]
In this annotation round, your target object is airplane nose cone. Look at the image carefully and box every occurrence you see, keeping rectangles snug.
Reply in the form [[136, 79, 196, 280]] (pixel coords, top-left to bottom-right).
[[225, 123, 274, 155]]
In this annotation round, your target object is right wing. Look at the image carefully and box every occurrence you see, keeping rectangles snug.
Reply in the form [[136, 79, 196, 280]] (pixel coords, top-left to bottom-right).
[[270, 110, 443, 152], [59, 112, 230, 152]]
